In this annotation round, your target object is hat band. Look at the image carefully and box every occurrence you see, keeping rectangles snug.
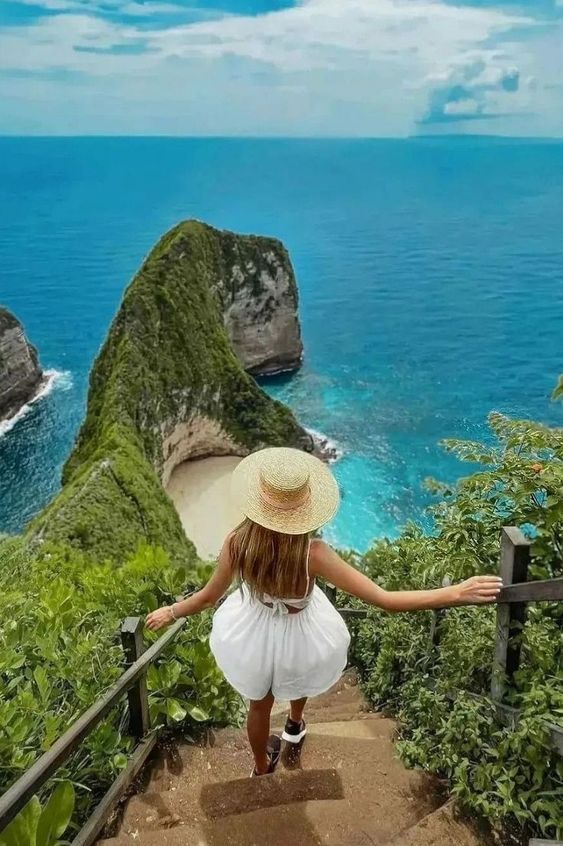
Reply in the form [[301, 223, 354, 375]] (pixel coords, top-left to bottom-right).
[[259, 483, 311, 512]]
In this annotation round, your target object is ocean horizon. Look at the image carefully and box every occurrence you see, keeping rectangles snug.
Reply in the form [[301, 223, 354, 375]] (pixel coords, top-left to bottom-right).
[[1, 135, 562, 551]]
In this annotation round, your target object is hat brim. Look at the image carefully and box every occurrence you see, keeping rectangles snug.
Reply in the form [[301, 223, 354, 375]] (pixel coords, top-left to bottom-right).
[[231, 447, 340, 535]]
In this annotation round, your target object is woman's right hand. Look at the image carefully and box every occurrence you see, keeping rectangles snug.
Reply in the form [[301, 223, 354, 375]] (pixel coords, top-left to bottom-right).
[[451, 575, 503, 605], [145, 605, 175, 631]]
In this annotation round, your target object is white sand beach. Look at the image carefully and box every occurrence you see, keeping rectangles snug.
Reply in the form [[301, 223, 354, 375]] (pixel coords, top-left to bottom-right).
[[166, 456, 244, 560]]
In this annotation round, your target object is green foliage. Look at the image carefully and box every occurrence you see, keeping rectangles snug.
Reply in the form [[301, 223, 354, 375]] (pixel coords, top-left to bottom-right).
[[0, 782, 74, 846], [0, 537, 243, 840], [29, 220, 308, 564], [349, 408, 563, 839]]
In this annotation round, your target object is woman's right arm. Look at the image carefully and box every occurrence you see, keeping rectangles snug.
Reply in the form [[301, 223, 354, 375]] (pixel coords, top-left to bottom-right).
[[310, 540, 502, 611], [146, 534, 235, 630]]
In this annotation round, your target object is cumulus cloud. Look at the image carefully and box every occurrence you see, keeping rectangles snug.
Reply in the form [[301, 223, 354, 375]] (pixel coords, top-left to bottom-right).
[[0, 0, 561, 135], [420, 50, 523, 124], [444, 97, 480, 116]]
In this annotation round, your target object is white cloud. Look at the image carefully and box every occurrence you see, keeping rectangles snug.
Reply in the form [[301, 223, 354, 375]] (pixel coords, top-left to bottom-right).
[[443, 98, 480, 116], [0, 0, 562, 135], [7, 0, 204, 14]]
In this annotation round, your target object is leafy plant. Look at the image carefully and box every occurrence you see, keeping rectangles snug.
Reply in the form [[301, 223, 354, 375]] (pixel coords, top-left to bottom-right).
[[348, 387, 563, 839], [0, 539, 243, 841], [0, 782, 75, 846]]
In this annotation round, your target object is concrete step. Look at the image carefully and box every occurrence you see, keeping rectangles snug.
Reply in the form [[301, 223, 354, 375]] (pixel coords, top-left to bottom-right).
[[271, 669, 372, 724], [100, 802, 388, 846], [385, 800, 491, 846], [144, 670, 376, 793], [118, 730, 442, 841], [305, 718, 395, 742]]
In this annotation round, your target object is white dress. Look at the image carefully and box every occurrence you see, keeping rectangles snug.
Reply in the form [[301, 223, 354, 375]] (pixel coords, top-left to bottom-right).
[[210, 560, 351, 701]]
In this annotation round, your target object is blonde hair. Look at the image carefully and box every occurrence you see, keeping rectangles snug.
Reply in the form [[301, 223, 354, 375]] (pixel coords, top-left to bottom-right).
[[230, 518, 310, 600]]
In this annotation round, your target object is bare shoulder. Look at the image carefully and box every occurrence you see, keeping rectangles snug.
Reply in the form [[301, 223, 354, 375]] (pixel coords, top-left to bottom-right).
[[219, 531, 237, 562], [309, 538, 333, 574]]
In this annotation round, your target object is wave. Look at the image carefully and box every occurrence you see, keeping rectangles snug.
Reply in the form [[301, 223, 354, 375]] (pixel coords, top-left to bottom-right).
[[0, 369, 73, 438], [307, 427, 343, 464]]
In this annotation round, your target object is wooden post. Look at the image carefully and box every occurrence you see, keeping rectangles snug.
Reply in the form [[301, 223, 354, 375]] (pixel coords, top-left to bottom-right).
[[429, 577, 451, 647], [491, 527, 531, 703], [121, 617, 150, 739]]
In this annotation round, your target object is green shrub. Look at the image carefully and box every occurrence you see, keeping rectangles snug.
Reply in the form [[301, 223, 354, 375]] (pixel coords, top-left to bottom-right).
[[348, 408, 563, 839], [0, 538, 243, 840]]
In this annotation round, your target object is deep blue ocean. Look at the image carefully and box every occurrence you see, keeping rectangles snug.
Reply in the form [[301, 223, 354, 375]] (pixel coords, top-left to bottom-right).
[[1, 137, 562, 551]]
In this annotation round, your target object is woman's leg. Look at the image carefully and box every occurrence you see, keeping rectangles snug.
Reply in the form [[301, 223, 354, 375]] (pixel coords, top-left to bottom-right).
[[247, 691, 275, 774], [290, 697, 307, 724]]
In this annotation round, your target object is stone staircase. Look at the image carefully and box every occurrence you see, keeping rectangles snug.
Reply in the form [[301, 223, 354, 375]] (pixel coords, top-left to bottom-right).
[[99, 673, 486, 846]]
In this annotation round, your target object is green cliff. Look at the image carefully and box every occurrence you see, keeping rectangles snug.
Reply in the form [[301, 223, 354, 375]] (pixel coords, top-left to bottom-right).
[[30, 220, 312, 564]]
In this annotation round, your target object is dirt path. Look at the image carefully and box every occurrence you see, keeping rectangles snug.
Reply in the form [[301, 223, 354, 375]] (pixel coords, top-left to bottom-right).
[[99, 673, 488, 846]]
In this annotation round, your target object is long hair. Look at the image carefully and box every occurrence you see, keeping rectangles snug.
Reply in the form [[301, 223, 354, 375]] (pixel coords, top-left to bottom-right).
[[230, 518, 310, 600]]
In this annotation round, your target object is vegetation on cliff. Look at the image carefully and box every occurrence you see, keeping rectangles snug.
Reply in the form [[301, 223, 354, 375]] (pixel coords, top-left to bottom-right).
[[29, 220, 310, 564]]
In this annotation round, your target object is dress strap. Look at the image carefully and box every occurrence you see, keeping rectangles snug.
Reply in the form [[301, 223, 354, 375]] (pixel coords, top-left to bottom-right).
[[302, 538, 312, 599]]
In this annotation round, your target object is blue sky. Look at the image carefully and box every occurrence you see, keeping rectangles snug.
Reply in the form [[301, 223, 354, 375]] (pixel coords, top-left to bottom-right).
[[1, 0, 562, 135]]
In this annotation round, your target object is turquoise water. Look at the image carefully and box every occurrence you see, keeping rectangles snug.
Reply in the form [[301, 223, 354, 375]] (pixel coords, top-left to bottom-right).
[[1, 137, 562, 551]]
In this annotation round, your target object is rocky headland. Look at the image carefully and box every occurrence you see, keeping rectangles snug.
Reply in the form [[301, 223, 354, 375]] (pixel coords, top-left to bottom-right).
[[0, 307, 45, 424], [30, 220, 323, 564]]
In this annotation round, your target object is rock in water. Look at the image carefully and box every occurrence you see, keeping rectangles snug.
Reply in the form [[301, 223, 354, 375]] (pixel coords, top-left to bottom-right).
[[0, 307, 44, 422], [212, 233, 303, 375]]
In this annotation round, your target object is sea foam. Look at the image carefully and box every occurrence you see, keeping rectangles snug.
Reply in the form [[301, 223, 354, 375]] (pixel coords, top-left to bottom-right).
[[0, 369, 72, 438]]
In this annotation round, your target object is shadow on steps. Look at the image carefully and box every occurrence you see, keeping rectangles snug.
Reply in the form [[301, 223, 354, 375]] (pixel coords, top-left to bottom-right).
[[200, 768, 345, 820]]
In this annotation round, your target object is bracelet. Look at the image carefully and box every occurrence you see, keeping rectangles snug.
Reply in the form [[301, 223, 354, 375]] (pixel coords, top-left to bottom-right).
[[170, 603, 178, 621]]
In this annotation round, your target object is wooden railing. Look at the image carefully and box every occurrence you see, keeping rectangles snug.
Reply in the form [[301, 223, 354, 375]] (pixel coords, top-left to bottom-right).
[[0, 615, 188, 844], [0, 526, 561, 844], [334, 526, 563, 758]]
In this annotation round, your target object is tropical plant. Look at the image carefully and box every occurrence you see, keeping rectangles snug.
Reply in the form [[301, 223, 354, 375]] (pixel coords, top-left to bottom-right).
[[0, 539, 242, 840], [0, 782, 75, 846], [347, 387, 563, 839]]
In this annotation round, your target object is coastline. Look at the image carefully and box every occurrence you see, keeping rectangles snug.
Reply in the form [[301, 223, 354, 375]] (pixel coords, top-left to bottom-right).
[[0, 369, 68, 438]]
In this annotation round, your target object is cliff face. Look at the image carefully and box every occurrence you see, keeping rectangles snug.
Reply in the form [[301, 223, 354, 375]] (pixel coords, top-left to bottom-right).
[[0, 308, 43, 422], [31, 221, 313, 564], [211, 232, 303, 375]]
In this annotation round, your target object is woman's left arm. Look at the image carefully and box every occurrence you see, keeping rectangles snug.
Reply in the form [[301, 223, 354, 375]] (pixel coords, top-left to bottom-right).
[[311, 541, 503, 612], [146, 534, 235, 631]]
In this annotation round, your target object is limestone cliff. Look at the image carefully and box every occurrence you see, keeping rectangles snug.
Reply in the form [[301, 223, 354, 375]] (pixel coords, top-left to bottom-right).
[[211, 231, 303, 375], [0, 307, 44, 422], [30, 221, 313, 564]]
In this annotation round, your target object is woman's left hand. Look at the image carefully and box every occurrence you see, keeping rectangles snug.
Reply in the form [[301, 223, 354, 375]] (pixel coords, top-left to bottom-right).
[[145, 606, 174, 631], [451, 575, 503, 605]]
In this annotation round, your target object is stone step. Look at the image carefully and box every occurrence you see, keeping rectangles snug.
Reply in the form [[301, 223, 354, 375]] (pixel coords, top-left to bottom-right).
[[144, 670, 376, 793], [102, 788, 446, 846], [385, 800, 491, 846], [306, 718, 395, 741], [100, 803, 386, 846], [118, 730, 441, 840], [101, 799, 491, 846]]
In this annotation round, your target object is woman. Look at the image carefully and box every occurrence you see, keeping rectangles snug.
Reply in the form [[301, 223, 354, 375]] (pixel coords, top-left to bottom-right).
[[146, 447, 502, 776]]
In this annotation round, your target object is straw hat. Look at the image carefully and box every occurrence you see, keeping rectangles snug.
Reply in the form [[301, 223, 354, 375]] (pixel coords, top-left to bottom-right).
[[231, 447, 340, 535]]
